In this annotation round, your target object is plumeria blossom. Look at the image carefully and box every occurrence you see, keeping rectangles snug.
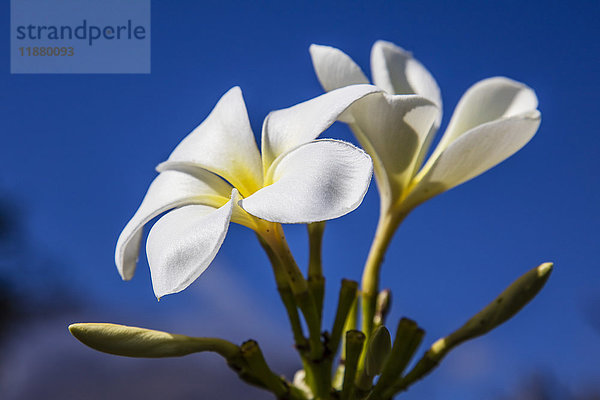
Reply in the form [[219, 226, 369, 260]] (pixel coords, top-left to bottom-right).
[[115, 85, 383, 299], [310, 40, 541, 216]]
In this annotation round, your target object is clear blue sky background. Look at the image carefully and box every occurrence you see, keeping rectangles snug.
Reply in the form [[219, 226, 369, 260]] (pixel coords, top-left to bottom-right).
[[1, 1, 598, 399]]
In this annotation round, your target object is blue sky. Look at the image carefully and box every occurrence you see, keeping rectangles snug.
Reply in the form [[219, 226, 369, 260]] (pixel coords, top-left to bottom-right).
[[1, 1, 599, 399]]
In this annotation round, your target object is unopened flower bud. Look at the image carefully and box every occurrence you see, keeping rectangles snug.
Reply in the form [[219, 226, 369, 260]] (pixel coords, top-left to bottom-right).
[[387, 263, 554, 398], [365, 325, 392, 377], [443, 262, 553, 351], [69, 323, 239, 359]]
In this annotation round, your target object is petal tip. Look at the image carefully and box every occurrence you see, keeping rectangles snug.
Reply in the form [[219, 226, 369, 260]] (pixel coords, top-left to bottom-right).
[[227, 85, 242, 95], [537, 262, 553, 277], [155, 162, 167, 172], [309, 43, 327, 53], [526, 109, 542, 120], [372, 40, 410, 56]]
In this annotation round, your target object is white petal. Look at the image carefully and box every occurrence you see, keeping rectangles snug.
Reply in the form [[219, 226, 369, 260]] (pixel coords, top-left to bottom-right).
[[370, 40, 442, 125], [261, 84, 381, 170], [403, 111, 541, 211], [115, 170, 232, 281], [166, 87, 263, 196], [349, 93, 438, 210], [431, 77, 538, 159], [310, 44, 370, 92], [241, 140, 373, 224], [146, 191, 236, 299]]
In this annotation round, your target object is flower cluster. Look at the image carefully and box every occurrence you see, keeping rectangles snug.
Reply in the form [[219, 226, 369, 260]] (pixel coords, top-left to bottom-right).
[[72, 40, 549, 400]]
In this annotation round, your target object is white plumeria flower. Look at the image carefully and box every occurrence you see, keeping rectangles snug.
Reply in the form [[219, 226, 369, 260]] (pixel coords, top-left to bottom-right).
[[310, 40, 541, 215], [115, 85, 382, 298]]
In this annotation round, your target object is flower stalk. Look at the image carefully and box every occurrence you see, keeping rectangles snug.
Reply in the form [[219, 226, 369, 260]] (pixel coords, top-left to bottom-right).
[[259, 223, 324, 360], [308, 222, 327, 319], [257, 232, 308, 349], [241, 340, 291, 398], [340, 294, 358, 362], [367, 319, 424, 400], [341, 330, 365, 400], [328, 279, 359, 356], [360, 210, 407, 355]]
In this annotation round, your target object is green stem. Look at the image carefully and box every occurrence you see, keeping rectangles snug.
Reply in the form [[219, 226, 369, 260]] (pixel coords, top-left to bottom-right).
[[360, 210, 406, 345], [381, 349, 439, 398], [303, 357, 333, 400], [341, 330, 365, 400], [241, 340, 288, 397], [368, 319, 424, 400], [308, 222, 326, 320], [188, 337, 241, 359], [257, 233, 308, 350], [307, 222, 326, 278], [241, 340, 307, 400], [341, 295, 358, 361], [264, 224, 323, 361], [373, 289, 392, 330], [279, 287, 309, 350], [328, 280, 358, 357]]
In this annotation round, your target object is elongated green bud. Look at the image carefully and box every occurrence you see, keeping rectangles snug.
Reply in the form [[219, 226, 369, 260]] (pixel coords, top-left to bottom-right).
[[443, 262, 553, 350], [383, 262, 554, 398], [69, 323, 239, 359], [365, 326, 391, 377]]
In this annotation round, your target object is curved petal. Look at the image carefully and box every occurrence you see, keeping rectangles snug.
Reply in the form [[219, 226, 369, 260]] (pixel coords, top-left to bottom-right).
[[310, 44, 370, 92], [115, 169, 232, 281], [429, 77, 538, 163], [241, 140, 373, 224], [403, 111, 541, 211], [261, 84, 381, 171], [146, 190, 237, 299], [165, 87, 263, 196], [349, 93, 438, 210], [370, 40, 442, 125]]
